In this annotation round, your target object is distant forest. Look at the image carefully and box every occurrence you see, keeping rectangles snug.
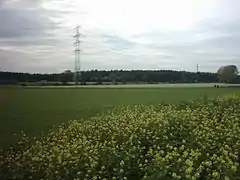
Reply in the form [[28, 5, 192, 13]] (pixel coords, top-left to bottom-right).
[[0, 70, 239, 85]]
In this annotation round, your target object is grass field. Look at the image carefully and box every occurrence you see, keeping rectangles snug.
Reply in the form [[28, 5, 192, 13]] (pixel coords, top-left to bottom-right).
[[0, 86, 240, 148]]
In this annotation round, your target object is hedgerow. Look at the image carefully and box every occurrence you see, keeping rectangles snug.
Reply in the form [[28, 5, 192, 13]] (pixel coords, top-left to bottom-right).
[[1, 94, 240, 180]]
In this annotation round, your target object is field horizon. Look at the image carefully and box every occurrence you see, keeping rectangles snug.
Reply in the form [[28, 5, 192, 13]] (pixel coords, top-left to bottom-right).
[[3, 82, 240, 89]]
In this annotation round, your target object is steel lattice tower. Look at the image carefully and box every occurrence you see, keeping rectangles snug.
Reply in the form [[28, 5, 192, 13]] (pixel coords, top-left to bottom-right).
[[74, 25, 81, 84], [196, 64, 199, 83]]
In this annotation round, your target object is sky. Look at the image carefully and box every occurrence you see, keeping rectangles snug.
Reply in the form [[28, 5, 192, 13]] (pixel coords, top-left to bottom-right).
[[0, 0, 239, 73]]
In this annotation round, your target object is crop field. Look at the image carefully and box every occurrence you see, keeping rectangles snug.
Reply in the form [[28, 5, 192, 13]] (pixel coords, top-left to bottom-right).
[[0, 88, 240, 179], [0, 86, 240, 149]]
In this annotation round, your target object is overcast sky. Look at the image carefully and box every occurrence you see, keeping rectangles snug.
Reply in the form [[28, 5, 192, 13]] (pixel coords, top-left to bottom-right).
[[0, 0, 239, 73]]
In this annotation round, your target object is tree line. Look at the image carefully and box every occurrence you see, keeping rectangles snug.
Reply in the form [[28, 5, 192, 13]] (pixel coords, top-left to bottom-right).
[[0, 70, 218, 85], [0, 66, 239, 85]]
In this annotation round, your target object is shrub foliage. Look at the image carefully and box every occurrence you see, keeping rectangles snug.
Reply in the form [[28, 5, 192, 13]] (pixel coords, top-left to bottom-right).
[[1, 95, 240, 180]]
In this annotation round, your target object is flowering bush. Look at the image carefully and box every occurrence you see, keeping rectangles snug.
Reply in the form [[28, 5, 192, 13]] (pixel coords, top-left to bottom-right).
[[1, 95, 240, 180]]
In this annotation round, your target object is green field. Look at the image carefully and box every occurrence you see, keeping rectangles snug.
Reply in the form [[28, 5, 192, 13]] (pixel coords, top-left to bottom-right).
[[0, 87, 240, 148]]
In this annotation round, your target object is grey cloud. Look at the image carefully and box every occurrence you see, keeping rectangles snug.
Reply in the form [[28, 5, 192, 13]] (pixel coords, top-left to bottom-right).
[[135, 18, 240, 61], [0, 48, 30, 72], [0, 46, 74, 73], [0, 0, 63, 47], [0, 0, 240, 73], [0, 37, 59, 47], [102, 34, 135, 51], [0, 10, 53, 38]]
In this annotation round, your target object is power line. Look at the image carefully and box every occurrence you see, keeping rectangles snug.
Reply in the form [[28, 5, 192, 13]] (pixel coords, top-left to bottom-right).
[[73, 25, 81, 85]]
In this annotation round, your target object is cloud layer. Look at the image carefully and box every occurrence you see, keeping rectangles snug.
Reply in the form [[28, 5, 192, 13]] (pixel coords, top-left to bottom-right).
[[0, 0, 239, 73]]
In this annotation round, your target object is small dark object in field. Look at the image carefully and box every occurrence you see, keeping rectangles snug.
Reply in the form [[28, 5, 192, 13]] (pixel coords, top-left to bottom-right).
[[21, 83, 27, 87]]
